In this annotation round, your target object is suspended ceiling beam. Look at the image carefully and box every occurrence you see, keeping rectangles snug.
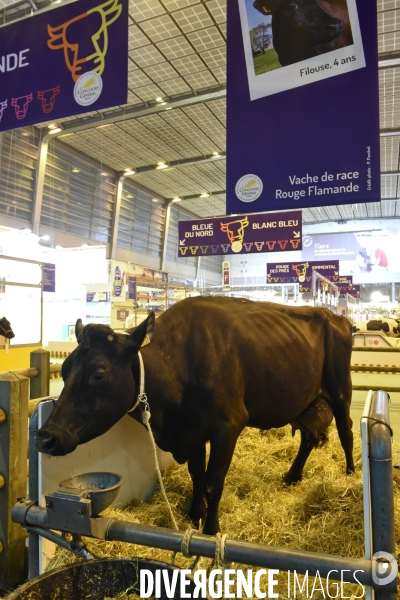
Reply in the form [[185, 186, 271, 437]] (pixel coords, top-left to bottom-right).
[[55, 87, 226, 137], [176, 190, 226, 201], [132, 153, 226, 175]]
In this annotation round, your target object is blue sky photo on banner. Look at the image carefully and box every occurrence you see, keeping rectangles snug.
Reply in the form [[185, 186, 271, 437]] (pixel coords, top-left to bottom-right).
[[0, 0, 128, 132], [226, 0, 380, 213]]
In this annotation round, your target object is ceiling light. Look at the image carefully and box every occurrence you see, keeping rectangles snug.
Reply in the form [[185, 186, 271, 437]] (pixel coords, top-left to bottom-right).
[[200, 192, 210, 198], [165, 107, 172, 111], [371, 291, 382, 302], [101, 172, 108, 176], [152, 198, 158, 202], [21, 131, 29, 137], [156, 162, 168, 170], [39, 235, 50, 241], [126, 194, 133, 199], [212, 152, 219, 156], [48, 122, 63, 134], [172, 197, 182, 202], [124, 168, 136, 176], [48, 127, 62, 134], [160, 102, 167, 106], [71, 168, 80, 173], [156, 97, 163, 102]]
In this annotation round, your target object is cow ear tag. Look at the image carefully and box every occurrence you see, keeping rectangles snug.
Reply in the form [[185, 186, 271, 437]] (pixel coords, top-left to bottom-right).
[[141, 334, 151, 348]]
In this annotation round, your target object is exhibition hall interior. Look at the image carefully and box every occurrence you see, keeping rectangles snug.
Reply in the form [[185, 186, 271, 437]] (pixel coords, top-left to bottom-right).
[[0, 0, 400, 597]]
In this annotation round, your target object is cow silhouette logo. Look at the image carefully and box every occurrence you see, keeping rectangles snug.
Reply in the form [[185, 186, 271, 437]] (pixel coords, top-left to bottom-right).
[[220, 216, 249, 253], [11, 94, 32, 119], [292, 262, 309, 283], [235, 174, 263, 203], [0, 100, 7, 122], [37, 86, 60, 113], [47, 0, 122, 82], [74, 71, 103, 106]]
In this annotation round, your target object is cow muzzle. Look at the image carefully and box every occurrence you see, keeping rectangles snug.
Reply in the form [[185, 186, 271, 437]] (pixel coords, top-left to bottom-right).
[[35, 427, 77, 456]]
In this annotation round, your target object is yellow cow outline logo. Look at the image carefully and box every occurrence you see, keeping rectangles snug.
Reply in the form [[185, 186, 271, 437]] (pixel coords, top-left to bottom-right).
[[47, 0, 122, 82]]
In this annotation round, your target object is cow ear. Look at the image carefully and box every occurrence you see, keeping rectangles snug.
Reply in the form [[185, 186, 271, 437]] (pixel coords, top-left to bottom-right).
[[253, 0, 274, 15], [128, 311, 155, 352], [75, 318, 84, 341]]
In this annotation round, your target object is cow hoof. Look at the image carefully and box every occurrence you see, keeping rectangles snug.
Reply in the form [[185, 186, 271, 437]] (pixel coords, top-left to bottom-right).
[[283, 472, 302, 485]]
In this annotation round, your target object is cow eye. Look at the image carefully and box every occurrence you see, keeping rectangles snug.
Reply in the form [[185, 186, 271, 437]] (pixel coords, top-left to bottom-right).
[[91, 369, 106, 383]]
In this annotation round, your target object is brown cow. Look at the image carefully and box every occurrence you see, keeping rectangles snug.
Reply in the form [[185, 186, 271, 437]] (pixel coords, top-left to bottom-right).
[[35, 297, 354, 534]]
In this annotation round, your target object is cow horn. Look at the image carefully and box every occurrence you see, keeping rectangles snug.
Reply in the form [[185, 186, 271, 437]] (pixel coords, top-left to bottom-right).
[[75, 318, 84, 341]]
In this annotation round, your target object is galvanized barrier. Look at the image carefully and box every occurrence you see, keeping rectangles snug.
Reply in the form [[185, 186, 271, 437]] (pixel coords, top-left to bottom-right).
[[8, 390, 398, 598]]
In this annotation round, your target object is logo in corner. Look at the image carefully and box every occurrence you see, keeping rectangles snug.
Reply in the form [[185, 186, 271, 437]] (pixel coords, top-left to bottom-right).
[[372, 551, 398, 586], [235, 174, 263, 203], [74, 72, 103, 106]]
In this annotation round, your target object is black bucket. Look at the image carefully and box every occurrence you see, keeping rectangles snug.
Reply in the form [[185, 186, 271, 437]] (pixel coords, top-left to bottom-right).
[[6, 558, 197, 599]]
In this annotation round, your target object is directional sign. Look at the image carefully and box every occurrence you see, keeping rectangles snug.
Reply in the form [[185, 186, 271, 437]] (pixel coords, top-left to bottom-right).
[[178, 210, 302, 257]]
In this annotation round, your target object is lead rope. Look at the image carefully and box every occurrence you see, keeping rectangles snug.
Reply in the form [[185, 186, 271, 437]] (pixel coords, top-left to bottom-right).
[[131, 352, 207, 567]]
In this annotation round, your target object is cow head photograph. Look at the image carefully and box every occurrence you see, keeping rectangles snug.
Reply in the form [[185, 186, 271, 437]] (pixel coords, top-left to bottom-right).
[[246, 0, 353, 72]]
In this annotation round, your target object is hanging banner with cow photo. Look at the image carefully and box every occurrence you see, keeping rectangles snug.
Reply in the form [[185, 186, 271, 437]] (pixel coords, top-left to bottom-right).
[[266, 259, 339, 292], [226, 0, 380, 214], [177, 210, 302, 257], [0, 0, 128, 132]]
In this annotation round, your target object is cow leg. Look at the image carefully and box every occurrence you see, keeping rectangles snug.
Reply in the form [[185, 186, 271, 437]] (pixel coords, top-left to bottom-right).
[[203, 426, 243, 535], [333, 405, 355, 475], [188, 445, 206, 527], [284, 431, 317, 484]]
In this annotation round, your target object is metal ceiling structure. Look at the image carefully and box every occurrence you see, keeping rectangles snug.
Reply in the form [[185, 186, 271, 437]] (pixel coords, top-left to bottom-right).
[[1, 0, 400, 223]]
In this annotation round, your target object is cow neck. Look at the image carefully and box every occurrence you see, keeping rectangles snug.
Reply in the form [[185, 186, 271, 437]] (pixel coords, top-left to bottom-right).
[[127, 350, 146, 414]]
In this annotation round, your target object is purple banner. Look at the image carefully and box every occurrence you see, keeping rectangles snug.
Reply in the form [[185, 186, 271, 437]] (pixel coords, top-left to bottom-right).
[[127, 275, 136, 301], [266, 260, 339, 293], [178, 210, 302, 257], [0, 0, 128, 132], [226, 0, 380, 213], [43, 263, 55, 292]]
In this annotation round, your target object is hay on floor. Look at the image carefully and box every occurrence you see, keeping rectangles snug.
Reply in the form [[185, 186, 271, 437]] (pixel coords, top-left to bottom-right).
[[46, 425, 400, 599]]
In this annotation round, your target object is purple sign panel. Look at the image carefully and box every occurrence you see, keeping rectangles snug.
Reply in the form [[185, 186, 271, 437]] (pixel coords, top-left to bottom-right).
[[336, 276, 360, 298], [0, 0, 128, 132], [43, 263, 55, 292], [226, 0, 380, 213], [267, 260, 339, 293], [178, 210, 302, 257], [126, 275, 137, 301]]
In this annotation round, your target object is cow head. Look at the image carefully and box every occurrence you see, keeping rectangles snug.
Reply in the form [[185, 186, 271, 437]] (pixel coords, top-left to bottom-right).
[[47, 0, 122, 82], [35, 313, 155, 456], [11, 94, 33, 120], [0, 317, 15, 340], [254, 0, 342, 66], [292, 262, 309, 282], [37, 86, 60, 114], [220, 216, 249, 252]]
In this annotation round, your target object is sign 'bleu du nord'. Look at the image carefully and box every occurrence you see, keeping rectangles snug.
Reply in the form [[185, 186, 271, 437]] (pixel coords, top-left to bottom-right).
[[0, 0, 128, 132], [226, 0, 380, 213]]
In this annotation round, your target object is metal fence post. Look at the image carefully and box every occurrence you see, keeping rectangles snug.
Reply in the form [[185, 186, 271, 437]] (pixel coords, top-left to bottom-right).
[[30, 349, 50, 399], [0, 372, 29, 590], [369, 390, 397, 600]]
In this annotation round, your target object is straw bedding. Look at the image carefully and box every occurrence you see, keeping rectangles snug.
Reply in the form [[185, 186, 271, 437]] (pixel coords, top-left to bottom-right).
[[47, 425, 400, 599]]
